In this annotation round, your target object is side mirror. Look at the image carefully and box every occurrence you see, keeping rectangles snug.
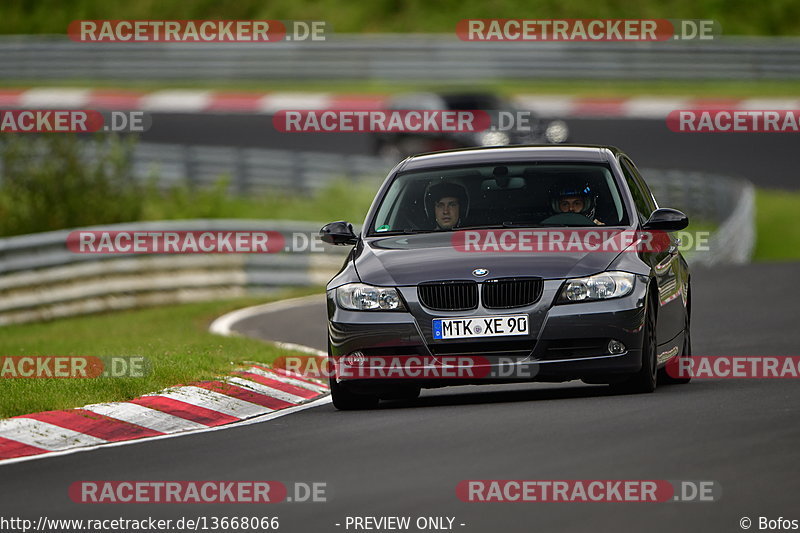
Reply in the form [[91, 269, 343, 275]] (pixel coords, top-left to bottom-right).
[[320, 221, 359, 245], [642, 208, 689, 231]]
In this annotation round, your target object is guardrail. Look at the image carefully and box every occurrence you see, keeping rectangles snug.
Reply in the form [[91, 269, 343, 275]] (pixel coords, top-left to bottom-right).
[[1, 35, 799, 81], [0, 168, 754, 325], [0, 220, 349, 325], [130, 143, 390, 193], [645, 169, 755, 265]]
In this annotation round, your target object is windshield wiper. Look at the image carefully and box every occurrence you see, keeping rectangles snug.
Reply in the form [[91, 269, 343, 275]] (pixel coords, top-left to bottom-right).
[[372, 229, 439, 236], [457, 222, 557, 230], [456, 224, 508, 230]]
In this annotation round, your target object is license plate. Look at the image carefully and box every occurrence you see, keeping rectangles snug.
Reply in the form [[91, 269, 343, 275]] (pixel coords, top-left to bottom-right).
[[432, 315, 529, 340]]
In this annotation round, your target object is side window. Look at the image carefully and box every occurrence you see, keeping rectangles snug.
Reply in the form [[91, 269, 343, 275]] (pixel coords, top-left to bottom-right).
[[619, 158, 652, 224]]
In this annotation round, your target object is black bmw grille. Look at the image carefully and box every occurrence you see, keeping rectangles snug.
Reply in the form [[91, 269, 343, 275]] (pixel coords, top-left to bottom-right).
[[481, 278, 543, 309], [418, 281, 478, 311]]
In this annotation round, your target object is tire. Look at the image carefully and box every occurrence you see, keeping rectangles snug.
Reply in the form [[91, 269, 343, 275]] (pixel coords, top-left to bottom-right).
[[610, 291, 658, 394], [329, 375, 379, 410], [378, 386, 421, 401]]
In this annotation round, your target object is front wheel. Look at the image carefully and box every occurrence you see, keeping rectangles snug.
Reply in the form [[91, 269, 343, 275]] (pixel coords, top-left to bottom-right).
[[329, 376, 380, 410], [610, 293, 658, 394]]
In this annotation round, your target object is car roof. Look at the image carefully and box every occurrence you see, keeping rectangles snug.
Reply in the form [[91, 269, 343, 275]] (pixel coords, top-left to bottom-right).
[[399, 144, 623, 171]]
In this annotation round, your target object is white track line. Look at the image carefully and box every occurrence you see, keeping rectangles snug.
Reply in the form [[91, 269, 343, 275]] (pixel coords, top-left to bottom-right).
[[273, 341, 326, 357], [209, 293, 325, 337], [0, 418, 106, 451]]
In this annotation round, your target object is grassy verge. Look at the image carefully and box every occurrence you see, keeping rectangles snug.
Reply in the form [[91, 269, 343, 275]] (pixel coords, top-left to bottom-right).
[[0, 287, 323, 419], [3, 79, 800, 99], [753, 188, 800, 261]]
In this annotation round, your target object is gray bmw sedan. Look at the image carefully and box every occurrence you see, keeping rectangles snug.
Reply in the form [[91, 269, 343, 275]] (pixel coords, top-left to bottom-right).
[[321, 145, 691, 410]]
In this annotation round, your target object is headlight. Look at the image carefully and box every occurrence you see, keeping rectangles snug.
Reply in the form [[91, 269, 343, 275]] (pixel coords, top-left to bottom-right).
[[557, 271, 635, 303], [545, 120, 569, 143], [336, 283, 406, 311], [479, 130, 510, 146]]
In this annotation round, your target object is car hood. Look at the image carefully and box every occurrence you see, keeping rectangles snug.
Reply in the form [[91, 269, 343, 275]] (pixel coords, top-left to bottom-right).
[[354, 231, 625, 286]]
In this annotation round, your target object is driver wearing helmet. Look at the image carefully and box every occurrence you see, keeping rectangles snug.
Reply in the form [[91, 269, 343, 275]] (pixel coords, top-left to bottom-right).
[[425, 182, 468, 230], [550, 183, 604, 225]]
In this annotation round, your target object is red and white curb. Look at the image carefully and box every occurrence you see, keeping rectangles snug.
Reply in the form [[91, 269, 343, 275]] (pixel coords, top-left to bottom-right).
[[0, 88, 385, 114], [3, 88, 798, 118], [0, 295, 328, 465], [515, 95, 800, 118]]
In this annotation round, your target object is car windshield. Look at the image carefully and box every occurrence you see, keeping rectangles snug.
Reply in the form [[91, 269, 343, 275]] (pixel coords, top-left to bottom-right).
[[441, 94, 507, 110], [369, 162, 630, 235]]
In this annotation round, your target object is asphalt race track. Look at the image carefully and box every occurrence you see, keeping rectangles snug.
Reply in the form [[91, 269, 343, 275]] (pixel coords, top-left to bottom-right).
[[0, 261, 798, 532], [141, 114, 800, 189]]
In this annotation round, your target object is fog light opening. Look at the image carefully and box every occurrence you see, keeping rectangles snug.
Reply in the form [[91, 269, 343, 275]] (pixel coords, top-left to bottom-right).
[[608, 340, 626, 354]]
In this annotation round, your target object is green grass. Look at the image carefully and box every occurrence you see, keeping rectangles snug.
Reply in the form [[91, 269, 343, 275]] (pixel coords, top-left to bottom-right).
[[3, 79, 800, 99], [753, 188, 800, 261], [0, 287, 323, 418], [1, 0, 799, 35]]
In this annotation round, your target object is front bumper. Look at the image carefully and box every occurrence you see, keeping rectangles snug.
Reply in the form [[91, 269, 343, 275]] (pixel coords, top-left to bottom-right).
[[327, 276, 648, 389]]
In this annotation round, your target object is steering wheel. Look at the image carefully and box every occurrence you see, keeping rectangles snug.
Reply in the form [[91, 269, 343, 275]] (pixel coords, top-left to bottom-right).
[[539, 212, 596, 226]]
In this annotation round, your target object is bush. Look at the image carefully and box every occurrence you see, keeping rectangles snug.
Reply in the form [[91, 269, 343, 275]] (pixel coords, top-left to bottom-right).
[[0, 133, 143, 236]]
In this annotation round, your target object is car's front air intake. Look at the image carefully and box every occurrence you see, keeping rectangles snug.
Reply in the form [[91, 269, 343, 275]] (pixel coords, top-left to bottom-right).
[[481, 278, 543, 309], [418, 281, 478, 311]]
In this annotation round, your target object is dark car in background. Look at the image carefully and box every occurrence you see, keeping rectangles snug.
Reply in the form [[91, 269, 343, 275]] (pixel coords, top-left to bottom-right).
[[321, 145, 690, 410], [373, 92, 569, 159]]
